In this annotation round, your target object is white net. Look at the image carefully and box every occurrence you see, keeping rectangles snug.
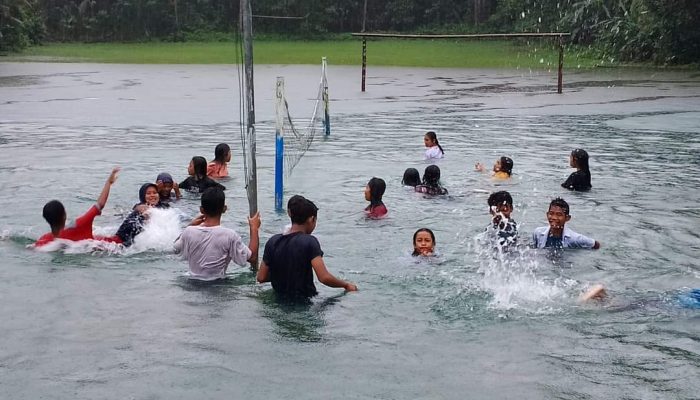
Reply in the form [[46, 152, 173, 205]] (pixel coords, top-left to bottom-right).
[[278, 63, 328, 177]]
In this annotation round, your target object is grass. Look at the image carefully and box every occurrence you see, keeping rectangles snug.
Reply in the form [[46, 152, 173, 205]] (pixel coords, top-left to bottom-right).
[[6, 39, 604, 69]]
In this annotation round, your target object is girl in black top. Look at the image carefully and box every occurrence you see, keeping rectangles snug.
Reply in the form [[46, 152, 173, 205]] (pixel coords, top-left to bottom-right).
[[415, 165, 448, 195], [180, 156, 226, 193], [115, 183, 169, 246], [562, 149, 592, 191]]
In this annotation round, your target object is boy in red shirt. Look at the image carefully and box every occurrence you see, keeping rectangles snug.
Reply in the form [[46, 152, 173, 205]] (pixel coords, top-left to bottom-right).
[[35, 167, 121, 247]]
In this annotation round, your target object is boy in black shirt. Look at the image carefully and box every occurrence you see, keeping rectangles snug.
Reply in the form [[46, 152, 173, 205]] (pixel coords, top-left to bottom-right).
[[257, 195, 357, 298]]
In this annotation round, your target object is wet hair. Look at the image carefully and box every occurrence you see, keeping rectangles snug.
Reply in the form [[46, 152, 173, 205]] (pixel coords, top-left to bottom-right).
[[42, 200, 66, 230], [425, 131, 444, 155], [412, 228, 436, 256], [422, 165, 442, 187], [213, 143, 231, 163], [366, 177, 386, 207], [138, 183, 158, 204], [549, 197, 570, 216], [289, 195, 318, 225], [488, 191, 513, 208], [402, 168, 421, 187], [571, 148, 591, 185], [499, 156, 514, 176], [191, 156, 207, 179], [201, 187, 226, 216]]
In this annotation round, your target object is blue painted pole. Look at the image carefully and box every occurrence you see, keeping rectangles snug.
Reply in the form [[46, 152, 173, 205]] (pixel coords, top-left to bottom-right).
[[274, 134, 284, 210]]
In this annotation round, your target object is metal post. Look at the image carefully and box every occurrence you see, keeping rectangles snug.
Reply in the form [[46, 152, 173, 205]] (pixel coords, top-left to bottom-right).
[[557, 36, 564, 94], [361, 39, 367, 92], [274, 77, 284, 211]]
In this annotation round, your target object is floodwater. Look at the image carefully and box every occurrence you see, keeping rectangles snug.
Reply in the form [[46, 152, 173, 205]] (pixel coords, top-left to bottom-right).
[[1, 62, 699, 399]]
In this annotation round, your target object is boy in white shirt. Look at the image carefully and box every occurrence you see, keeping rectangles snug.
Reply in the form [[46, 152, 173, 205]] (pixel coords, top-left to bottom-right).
[[174, 187, 260, 280]]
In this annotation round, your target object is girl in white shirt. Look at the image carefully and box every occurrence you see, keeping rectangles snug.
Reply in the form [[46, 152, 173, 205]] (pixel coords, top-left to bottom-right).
[[423, 131, 445, 160]]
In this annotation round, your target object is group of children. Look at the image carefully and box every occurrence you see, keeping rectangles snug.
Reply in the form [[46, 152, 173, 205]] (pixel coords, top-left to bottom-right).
[[34, 132, 601, 302]]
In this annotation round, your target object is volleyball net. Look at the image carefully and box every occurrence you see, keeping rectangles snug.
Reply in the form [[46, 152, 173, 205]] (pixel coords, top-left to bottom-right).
[[274, 57, 330, 210]]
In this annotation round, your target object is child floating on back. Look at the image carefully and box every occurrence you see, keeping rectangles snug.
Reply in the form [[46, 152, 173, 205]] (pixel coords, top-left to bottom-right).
[[476, 156, 513, 180], [562, 148, 592, 191], [35, 167, 122, 247], [174, 187, 260, 280], [531, 197, 600, 249], [114, 183, 169, 247], [486, 190, 518, 249], [257, 195, 357, 298], [207, 143, 231, 178], [180, 156, 226, 193], [364, 177, 388, 219], [423, 131, 445, 160], [402, 168, 421, 187], [415, 165, 448, 195], [412, 228, 436, 257]]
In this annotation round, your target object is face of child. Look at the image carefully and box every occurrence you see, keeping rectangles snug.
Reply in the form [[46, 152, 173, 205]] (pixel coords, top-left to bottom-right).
[[493, 159, 501, 172], [414, 231, 434, 256], [226, 150, 232, 163], [144, 187, 160, 206], [424, 135, 435, 148], [187, 160, 194, 175], [569, 154, 576, 168], [364, 185, 371, 201], [547, 205, 571, 230], [490, 203, 513, 220], [158, 182, 173, 198]]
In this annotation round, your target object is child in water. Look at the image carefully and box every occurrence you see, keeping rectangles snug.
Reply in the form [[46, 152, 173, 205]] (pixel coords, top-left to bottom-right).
[[207, 143, 231, 178], [475, 156, 513, 179], [415, 165, 448, 195], [531, 197, 600, 249], [174, 187, 260, 280], [423, 131, 445, 160], [114, 183, 169, 247], [156, 172, 181, 204], [35, 167, 122, 247], [412, 228, 436, 257], [180, 156, 226, 193], [402, 168, 421, 187], [257, 195, 358, 298], [486, 191, 518, 249], [562, 148, 592, 191], [364, 177, 388, 219]]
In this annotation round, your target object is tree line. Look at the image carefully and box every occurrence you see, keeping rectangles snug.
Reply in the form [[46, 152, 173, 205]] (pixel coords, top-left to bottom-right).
[[2, 0, 699, 64]]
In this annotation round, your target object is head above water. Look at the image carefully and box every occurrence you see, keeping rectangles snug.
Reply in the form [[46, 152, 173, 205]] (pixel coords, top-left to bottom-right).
[[549, 197, 570, 216], [365, 177, 386, 205], [547, 197, 571, 230], [424, 131, 445, 155], [412, 228, 436, 256], [571, 148, 590, 171], [200, 187, 227, 217], [423, 165, 441, 186], [42, 200, 66, 232], [488, 191, 513, 218], [190, 156, 207, 179], [139, 183, 160, 206], [498, 156, 514, 175], [402, 168, 421, 187], [288, 195, 319, 233], [214, 143, 231, 163]]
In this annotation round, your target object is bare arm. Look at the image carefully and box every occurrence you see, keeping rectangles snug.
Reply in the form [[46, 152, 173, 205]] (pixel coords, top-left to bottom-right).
[[173, 181, 181, 199], [96, 167, 120, 210], [247, 212, 261, 266], [256, 261, 271, 283], [311, 256, 357, 291]]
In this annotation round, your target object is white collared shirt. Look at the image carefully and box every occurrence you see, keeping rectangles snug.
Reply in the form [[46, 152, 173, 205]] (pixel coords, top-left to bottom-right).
[[424, 146, 444, 160], [531, 225, 595, 249]]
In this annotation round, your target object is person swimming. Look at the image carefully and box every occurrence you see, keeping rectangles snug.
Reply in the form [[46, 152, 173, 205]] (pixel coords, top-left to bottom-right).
[[562, 148, 592, 191], [423, 131, 445, 160], [402, 168, 421, 187], [207, 143, 231, 178], [415, 165, 448, 195], [364, 177, 388, 219], [114, 183, 169, 247], [476, 156, 513, 180], [180, 156, 226, 193], [412, 228, 436, 257]]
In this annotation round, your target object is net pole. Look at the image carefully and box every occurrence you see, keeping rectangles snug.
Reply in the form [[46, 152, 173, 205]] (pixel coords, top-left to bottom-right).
[[274, 77, 285, 211], [557, 36, 564, 94], [241, 0, 258, 216], [361, 0, 368, 92], [322, 57, 330, 136]]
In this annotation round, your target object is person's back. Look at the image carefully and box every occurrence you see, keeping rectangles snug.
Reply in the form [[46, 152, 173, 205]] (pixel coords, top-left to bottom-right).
[[175, 187, 260, 280], [263, 231, 321, 298]]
